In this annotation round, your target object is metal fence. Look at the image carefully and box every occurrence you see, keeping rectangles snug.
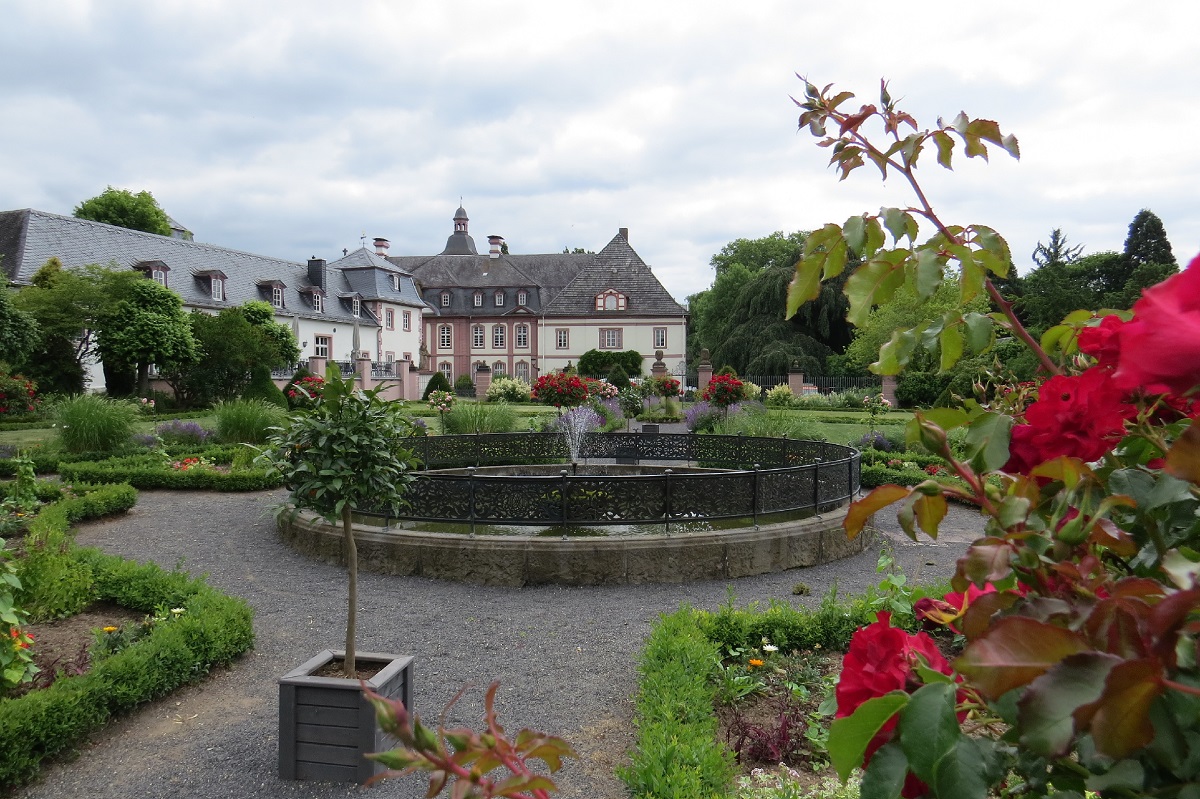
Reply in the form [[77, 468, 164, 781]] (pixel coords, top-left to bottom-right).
[[365, 432, 860, 531]]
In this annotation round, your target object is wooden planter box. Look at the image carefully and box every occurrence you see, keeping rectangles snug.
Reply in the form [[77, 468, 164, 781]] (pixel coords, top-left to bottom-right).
[[279, 649, 414, 783]]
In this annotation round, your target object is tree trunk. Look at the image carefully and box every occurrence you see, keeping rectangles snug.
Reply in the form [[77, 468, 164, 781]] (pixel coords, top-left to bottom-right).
[[342, 503, 357, 676]]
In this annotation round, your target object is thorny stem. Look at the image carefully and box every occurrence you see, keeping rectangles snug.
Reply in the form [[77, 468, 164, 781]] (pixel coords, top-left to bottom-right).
[[1164, 679, 1200, 698]]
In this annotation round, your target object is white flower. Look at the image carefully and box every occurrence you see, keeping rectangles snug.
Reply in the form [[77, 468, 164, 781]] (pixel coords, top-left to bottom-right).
[[171, 607, 185, 615], [762, 644, 778, 653]]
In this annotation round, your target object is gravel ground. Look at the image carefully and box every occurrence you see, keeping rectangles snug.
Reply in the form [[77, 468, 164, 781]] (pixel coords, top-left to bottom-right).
[[14, 488, 986, 799]]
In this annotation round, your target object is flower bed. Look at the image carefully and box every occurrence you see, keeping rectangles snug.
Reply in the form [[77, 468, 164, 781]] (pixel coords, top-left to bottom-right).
[[58, 454, 280, 491]]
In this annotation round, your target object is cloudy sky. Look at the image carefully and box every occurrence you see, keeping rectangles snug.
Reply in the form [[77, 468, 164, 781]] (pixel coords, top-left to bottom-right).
[[3, 1, 1198, 302]]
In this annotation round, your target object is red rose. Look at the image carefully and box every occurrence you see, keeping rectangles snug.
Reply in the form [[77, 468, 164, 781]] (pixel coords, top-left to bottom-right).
[[1076, 314, 1125, 369], [1003, 370, 1134, 470], [1113, 253, 1200, 397]]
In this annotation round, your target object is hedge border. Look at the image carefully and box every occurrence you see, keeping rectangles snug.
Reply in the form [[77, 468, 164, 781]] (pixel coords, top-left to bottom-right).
[[58, 457, 281, 491], [0, 548, 254, 788]]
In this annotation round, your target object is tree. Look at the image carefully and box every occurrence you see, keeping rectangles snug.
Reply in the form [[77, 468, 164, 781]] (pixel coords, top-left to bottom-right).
[[95, 279, 197, 396], [12, 259, 109, 393], [261, 367, 420, 676], [240, 300, 300, 365], [710, 231, 807, 276], [161, 307, 287, 406], [1031, 228, 1083, 268], [1123, 208, 1175, 269], [73, 187, 172, 236], [0, 279, 40, 370]]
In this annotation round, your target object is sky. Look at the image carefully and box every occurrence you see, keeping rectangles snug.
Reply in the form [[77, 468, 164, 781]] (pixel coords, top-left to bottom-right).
[[3, 1, 1198, 303]]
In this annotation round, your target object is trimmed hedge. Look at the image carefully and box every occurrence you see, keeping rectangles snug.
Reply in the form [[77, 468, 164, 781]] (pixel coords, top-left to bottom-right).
[[618, 607, 735, 798], [58, 456, 281, 491], [0, 549, 254, 788]]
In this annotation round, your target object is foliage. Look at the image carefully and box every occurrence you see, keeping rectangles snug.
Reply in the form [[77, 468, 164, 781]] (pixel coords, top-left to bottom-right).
[[765, 384, 795, 408], [241, 364, 288, 408], [1, 539, 37, 692], [1123, 208, 1175, 270], [702, 374, 745, 409], [711, 404, 821, 440], [58, 457, 279, 491], [240, 300, 301, 364], [212, 399, 287, 445], [52, 394, 139, 453], [618, 607, 736, 798], [443, 400, 518, 435], [0, 368, 37, 417], [893, 371, 950, 408], [366, 682, 577, 798], [647, 375, 681, 398], [637, 397, 684, 423], [577, 348, 643, 377], [285, 374, 324, 409], [259, 367, 419, 674], [454, 373, 476, 395], [531, 372, 590, 408], [72, 186, 172, 235], [422, 370, 452, 400], [617, 386, 645, 421], [95, 278, 197, 397], [606, 363, 632, 390], [0, 281, 40, 370], [795, 77, 1200, 798], [427, 389, 456, 413], [153, 419, 214, 446], [0, 547, 253, 790], [684, 401, 726, 433], [486, 376, 532, 403]]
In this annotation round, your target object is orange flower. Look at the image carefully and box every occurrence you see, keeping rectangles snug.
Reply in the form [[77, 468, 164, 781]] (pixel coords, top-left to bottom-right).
[[748, 658, 764, 668]]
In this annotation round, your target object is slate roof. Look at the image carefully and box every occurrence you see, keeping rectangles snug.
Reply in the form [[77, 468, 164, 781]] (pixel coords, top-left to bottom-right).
[[329, 247, 426, 309], [0, 209, 422, 328]]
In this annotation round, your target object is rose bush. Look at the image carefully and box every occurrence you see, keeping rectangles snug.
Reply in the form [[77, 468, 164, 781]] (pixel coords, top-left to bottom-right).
[[531, 372, 590, 408], [795, 79, 1200, 798]]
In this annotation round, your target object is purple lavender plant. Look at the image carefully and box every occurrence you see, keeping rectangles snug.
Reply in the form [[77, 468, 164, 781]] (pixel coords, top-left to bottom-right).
[[155, 420, 215, 445]]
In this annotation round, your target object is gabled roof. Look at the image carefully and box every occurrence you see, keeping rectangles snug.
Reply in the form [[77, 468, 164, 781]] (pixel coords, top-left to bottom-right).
[[329, 247, 425, 307], [0, 209, 382, 326], [539, 232, 688, 317]]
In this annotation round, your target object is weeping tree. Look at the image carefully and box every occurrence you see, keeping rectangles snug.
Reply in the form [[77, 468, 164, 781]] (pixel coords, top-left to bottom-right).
[[260, 367, 420, 675]]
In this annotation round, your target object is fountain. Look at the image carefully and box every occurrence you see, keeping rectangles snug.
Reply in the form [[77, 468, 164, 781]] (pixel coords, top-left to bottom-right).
[[277, 432, 867, 586], [555, 406, 603, 466]]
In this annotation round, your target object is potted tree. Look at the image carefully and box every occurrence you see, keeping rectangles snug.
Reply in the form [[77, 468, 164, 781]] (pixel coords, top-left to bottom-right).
[[261, 366, 421, 782]]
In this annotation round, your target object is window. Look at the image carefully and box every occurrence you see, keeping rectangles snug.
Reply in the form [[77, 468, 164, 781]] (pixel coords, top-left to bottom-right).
[[313, 293, 323, 313], [517, 290, 528, 306], [271, 286, 284, 308], [402, 310, 411, 331], [438, 324, 452, 349], [472, 324, 485, 348], [385, 309, 395, 330], [493, 361, 506, 375], [494, 291, 504, 306], [473, 293, 483, 307], [515, 323, 529, 349], [439, 362, 452, 380], [556, 329, 569, 350], [515, 361, 530, 382], [210, 278, 223, 301], [390, 274, 400, 291], [385, 352, 395, 362], [314, 336, 330, 358], [441, 292, 451, 307], [595, 290, 626, 311], [152, 269, 167, 287], [352, 297, 361, 317], [492, 324, 505, 348], [654, 327, 667, 349], [600, 328, 622, 349]]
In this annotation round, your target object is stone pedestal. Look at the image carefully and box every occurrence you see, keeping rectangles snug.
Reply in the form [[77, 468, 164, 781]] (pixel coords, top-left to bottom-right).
[[474, 363, 492, 399], [697, 348, 713, 395]]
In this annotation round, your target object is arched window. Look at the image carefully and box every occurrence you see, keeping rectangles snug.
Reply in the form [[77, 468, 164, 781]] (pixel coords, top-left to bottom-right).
[[515, 323, 529, 349], [594, 289, 626, 311], [492, 324, 506, 348], [438, 325, 452, 349], [515, 361, 530, 382], [493, 361, 506, 375], [472, 324, 485, 348]]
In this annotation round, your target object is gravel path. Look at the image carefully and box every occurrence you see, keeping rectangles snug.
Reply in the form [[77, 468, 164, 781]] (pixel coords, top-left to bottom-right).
[[14, 489, 985, 799]]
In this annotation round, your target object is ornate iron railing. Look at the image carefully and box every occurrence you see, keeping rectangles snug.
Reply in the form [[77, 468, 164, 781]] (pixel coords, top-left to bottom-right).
[[365, 433, 859, 532]]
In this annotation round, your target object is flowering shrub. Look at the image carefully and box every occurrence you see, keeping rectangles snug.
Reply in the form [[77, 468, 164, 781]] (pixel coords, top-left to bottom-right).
[[1, 540, 37, 693], [154, 419, 214, 445], [587, 379, 620, 400], [170, 456, 214, 472], [531, 372, 590, 408], [647, 375, 681, 398], [739, 380, 762, 402], [485, 376, 531, 403], [426, 389, 456, 414], [701, 374, 744, 409], [796, 79, 1200, 798], [0, 371, 37, 417], [765, 383, 796, 408], [286, 375, 325, 409]]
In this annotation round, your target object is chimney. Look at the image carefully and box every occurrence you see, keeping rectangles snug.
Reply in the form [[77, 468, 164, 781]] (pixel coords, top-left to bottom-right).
[[619, 227, 629, 242], [307, 257, 327, 291], [373, 237, 390, 256], [487, 235, 504, 259]]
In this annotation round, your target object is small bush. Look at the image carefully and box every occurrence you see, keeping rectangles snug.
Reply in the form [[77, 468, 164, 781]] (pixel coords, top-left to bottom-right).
[[422, 370, 453, 400], [684, 400, 725, 433], [0, 370, 38, 417], [154, 419, 215, 446], [606, 363, 631, 391], [53, 395, 139, 454], [213, 399, 287, 445], [443, 401, 517, 434], [485, 376, 532, 403], [58, 457, 280, 491], [454, 374, 475, 397], [765, 384, 795, 408], [240, 364, 288, 408], [712, 404, 821, 440]]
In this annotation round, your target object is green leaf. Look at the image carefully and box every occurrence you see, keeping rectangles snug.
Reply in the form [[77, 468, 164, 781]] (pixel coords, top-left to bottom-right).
[[859, 742, 908, 799], [829, 692, 910, 782], [899, 684, 960, 783], [845, 485, 911, 540], [1018, 652, 1119, 756], [920, 407, 969, 431], [881, 207, 911, 243], [787, 255, 822, 318], [932, 130, 954, 169], [863, 217, 886, 259], [964, 412, 1013, 474], [939, 323, 964, 372], [846, 251, 907, 327], [843, 215, 867, 255], [955, 617, 1091, 699], [965, 118, 1003, 146], [873, 328, 918, 375], [1039, 323, 1075, 355], [963, 313, 993, 353], [1086, 658, 1163, 758], [914, 248, 944, 298]]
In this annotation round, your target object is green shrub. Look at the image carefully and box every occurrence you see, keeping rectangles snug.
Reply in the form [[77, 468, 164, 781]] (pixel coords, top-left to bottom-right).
[[606, 363, 631, 391], [454, 374, 475, 396], [240, 364, 288, 408], [485, 376, 532, 403], [0, 548, 254, 789], [712, 404, 821, 439], [443, 401, 518, 434], [894, 371, 951, 408], [422, 370, 452, 400], [52, 394, 139, 454], [618, 607, 735, 798], [765, 384, 795, 408], [58, 457, 280, 491], [15, 508, 95, 621], [213, 399, 287, 444]]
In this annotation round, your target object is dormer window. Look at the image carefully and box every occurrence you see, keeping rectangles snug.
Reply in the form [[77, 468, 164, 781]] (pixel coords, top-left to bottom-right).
[[313, 293, 323, 313], [595, 289, 626, 311], [135, 259, 170, 287], [210, 278, 224, 301], [272, 286, 284, 308], [194, 268, 227, 301], [390, 274, 400, 291], [473, 292, 483, 307], [517, 290, 528, 306], [352, 297, 361, 317], [441, 292, 451, 307], [494, 291, 504, 307]]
